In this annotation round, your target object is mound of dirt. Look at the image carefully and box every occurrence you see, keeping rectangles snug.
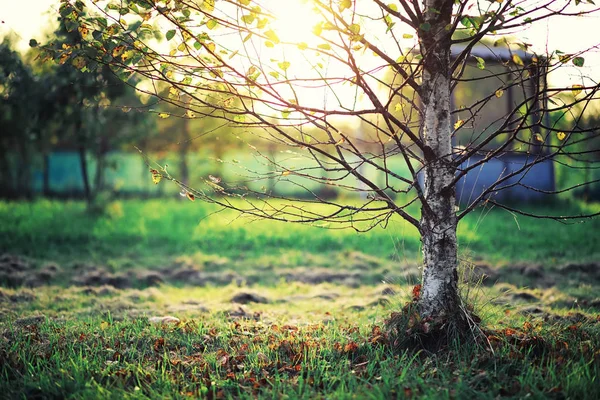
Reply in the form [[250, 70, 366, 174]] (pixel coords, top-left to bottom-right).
[[231, 292, 269, 304], [167, 267, 243, 286], [462, 262, 499, 286], [0, 288, 36, 303], [559, 262, 600, 279], [14, 315, 45, 326], [281, 269, 363, 287]]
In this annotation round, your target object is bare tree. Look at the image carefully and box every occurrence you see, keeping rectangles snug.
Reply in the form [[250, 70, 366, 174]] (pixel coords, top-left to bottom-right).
[[43, 0, 600, 323]]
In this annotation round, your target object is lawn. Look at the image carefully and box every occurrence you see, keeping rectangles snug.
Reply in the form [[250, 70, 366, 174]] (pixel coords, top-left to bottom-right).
[[0, 199, 599, 398]]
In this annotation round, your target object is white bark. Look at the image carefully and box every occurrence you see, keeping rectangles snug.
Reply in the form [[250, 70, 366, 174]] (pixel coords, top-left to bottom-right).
[[418, 1, 460, 319]]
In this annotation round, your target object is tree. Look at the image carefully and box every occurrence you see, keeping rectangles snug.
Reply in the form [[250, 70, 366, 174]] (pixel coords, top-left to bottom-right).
[[33, 7, 153, 203], [45, 0, 600, 325]]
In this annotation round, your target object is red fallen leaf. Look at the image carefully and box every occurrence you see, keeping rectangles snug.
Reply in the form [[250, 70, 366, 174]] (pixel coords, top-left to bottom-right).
[[344, 341, 359, 353], [412, 284, 421, 300], [281, 325, 299, 331], [523, 321, 533, 332], [294, 364, 302, 371], [153, 338, 165, 352], [503, 328, 517, 336], [404, 387, 413, 398]]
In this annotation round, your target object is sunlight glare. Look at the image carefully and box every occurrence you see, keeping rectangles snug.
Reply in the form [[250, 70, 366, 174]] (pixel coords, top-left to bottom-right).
[[266, 0, 320, 44]]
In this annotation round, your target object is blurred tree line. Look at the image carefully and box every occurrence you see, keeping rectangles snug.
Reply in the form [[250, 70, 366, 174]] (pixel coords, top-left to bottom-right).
[[0, 10, 238, 203]]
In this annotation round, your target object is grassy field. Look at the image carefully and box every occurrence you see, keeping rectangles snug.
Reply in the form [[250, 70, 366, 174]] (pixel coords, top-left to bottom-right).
[[1, 199, 599, 398]]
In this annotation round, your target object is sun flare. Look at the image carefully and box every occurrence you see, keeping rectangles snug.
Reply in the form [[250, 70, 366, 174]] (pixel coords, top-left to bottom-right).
[[266, 0, 321, 44]]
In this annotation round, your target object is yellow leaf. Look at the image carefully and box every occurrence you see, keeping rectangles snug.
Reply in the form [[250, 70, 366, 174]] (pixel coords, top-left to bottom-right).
[[454, 120, 465, 130], [278, 61, 291, 71], [186, 192, 196, 201], [150, 169, 162, 184], [394, 103, 403, 111], [557, 131, 566, 141], [571, 84, 583, 97], [297, 42, 308, 51], [282, 170, 291, 176], [512, 53, 524, 66], [335, 137, 345, 146], [534, 133, 544, 143], [202, 0, 215, 12], [100, 321, 110, 330], [495, 89, 504, 98], [186, 110, 196, 118], [317, 43, 331, 51], [264, 30, 280, 44], [205, 42, 216, 53], [112, 45, 126, 57], [158, 113, 170, 119], [339, 0, 352, 12]]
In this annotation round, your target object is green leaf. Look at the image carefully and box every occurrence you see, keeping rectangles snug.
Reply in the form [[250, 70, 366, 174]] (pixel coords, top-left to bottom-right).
[[241, 14, 255, 24], [317, 43, 331, 51], [166, 30, 176, 41], [206, 19, 218, 30], [402, 33, 413, 39], [419, 22, 431, 32], [475, 56, 485, 70], [573, 57, 585, 67]]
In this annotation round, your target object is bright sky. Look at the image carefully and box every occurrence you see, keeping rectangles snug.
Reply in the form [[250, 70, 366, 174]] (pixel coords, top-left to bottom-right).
[[1, 0, 598, 89]]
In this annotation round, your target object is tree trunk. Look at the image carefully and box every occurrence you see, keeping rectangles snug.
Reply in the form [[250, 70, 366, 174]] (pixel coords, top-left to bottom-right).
[[43, 152, 50, 197], [79, 146, 91, 203], [418, 1, 460, 319], [94, 152, 105, 193]]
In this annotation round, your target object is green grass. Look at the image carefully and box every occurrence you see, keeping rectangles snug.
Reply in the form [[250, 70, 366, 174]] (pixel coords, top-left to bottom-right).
[[0, 199, 599, 398], [0, 198, 598, 266], [1, 283, 599, 399]]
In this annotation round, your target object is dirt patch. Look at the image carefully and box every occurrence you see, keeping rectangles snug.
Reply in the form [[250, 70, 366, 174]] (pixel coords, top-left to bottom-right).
[[167, 267, 243, 286], [226, 306, 262, 320], [231, 292, 269, 304], [313, 293, 339, 300], [462, 262, 499, 286], [71, 266, 167, 289], [0, 288, 36, 303], [167, 303, 210, 314], [14, 315, 45, 326], [507, 291, 540, 302], [338, 251, 382, 270], [559, 262, 600, 279], [281, 268, 363, 287], [78, 285, 120, 296]]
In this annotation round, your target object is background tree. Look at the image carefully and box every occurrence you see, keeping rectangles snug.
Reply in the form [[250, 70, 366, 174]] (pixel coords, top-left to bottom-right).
[[45, 0, 600, 326]]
